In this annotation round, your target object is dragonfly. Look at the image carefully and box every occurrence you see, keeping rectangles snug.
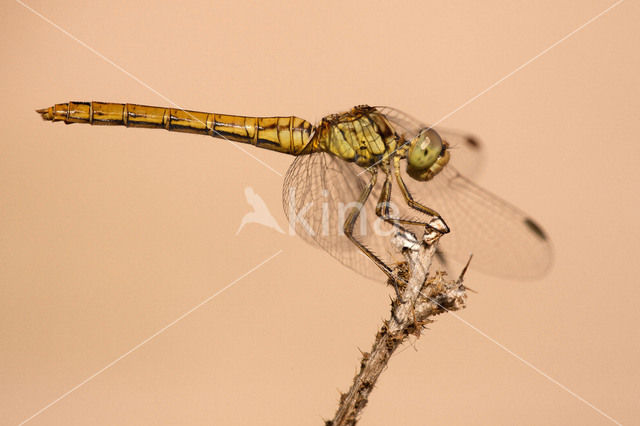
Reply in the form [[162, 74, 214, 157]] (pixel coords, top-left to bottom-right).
[[37, 102, 552, 283]]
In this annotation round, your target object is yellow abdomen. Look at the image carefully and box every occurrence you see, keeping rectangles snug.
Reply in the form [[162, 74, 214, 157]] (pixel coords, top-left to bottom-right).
[[37, 101, 315, 155]]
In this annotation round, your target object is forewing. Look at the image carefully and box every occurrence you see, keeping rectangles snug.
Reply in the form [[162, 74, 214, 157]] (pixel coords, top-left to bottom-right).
[[398, 162, 553, 279]]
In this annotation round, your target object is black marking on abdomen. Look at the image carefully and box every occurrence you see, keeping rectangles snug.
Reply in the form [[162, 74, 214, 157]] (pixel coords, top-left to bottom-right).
[[256, 137, 280, 147], [211, 129, 245, 140]]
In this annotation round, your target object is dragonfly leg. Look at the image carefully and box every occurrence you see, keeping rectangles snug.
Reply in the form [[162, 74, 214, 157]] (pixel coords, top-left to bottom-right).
[[342, 168, 403, 295], [375, 172, 438, 229], [393, 156, 450, 234], [375, 171, 451, 277]]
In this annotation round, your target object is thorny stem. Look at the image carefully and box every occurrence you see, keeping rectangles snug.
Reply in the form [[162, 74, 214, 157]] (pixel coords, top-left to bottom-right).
[[326, 235, 469, 426]]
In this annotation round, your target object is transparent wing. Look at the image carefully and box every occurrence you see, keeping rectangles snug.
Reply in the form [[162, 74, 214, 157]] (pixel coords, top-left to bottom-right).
[[397, 161, 553, 279], [282, 151, 552, 281], [283, 107, 552, 281], [375, 105, 484, 178], [282, 152, 406, 282]]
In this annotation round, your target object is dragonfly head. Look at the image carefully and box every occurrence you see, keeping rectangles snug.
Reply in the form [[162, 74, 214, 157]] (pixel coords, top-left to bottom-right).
[[406, 128, 450, 181]]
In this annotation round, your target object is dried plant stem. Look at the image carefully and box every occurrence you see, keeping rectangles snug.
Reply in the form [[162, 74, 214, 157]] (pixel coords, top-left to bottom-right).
[[326, 238, 468, 426]]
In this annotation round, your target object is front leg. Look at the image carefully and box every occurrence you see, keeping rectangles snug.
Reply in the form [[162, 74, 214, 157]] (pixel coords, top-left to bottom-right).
[[393, 156, 450, 235]]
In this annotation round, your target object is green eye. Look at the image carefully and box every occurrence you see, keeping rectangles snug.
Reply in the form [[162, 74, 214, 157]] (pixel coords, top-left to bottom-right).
[[407, 128, 443, 171]]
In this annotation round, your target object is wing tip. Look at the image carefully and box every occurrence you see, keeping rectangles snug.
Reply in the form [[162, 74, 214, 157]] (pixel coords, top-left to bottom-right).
[[523, 217, 548, 241], [464, 135, 481, 149]]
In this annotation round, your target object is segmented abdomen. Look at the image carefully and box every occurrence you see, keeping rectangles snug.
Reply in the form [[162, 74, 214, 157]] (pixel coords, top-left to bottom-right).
[[38, 101, 314, 155]]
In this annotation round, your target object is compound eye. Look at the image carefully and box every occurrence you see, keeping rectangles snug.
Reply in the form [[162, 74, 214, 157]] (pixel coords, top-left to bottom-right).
[[407, 128, 443, 171]]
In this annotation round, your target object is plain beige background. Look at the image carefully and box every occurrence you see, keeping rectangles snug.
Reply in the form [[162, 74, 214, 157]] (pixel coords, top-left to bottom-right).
[[2, 1, 639, 425]]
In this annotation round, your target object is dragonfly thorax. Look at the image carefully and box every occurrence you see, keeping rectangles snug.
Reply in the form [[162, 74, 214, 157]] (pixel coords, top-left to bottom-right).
[[314, 105, 398, 167]]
